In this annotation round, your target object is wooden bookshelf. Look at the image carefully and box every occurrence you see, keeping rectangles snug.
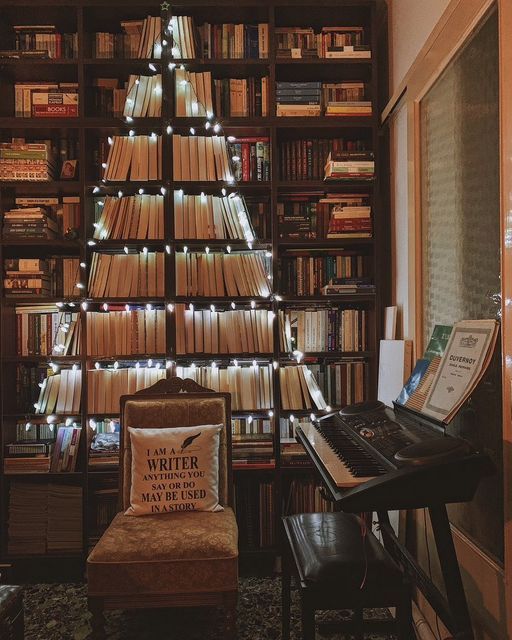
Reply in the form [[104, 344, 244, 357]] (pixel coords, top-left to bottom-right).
[[0, 0, 388, 569]]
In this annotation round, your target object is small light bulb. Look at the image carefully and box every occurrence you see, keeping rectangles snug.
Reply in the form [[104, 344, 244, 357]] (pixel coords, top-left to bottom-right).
[[166, 245, 171, 254], [226, 245, 231, 254], [114, 361, 119, 369], [126, 116, 133, 123], [160, 186, 166, 195], [166, 360, 172, 369], [290, 414, 295, 423], [248, 415, 253, 424], [205, 246, 210, 254], [221, 188, 226, 196], [166, 124, 173, 134], [102, 303, 109, 311], [310, 413, 316, 422], [107, 136, 113, 145], [210, 304, 215, 312], [168, 62, 176, 71], [250, 300, 256, 309], [80, 262, 86, 268], [167, 304, 174, 312], [146, 303, 153, 311], [268, 410, 274, 418], [65, 418, 73, 426], [190, 127, 195, 135], [128, 129, 135, 137], [81, 302, 88, 311], [125, 304, 131, 312], [231, 301, 236, 309], [138, 188, 144, 194], [148, 62, 157, 72], [95, 362, 100, 369], [273, 361, 278, 370], [118, 190, 123, 198], [326, 405, 332, 412], [189, 303, 194, 312], [93, 186, 100, 194], [87, 240, 96, 246], [233, 359, 239, 367], [183, 245, 188, 254]]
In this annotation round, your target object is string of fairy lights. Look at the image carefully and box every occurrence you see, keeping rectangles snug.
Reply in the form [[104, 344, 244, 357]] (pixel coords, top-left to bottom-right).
[[23, 4, 325, 433]]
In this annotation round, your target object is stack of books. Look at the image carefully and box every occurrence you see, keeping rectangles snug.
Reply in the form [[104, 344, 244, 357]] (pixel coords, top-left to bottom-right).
[[103, 135, 162, 181], [34, 369, 82, 414], [279, 365, 327, 410], [213, 77, 269, 118], [12, 24, 77, 59], [175, 305, 274, 354], [276, 82, 321, 117], [93, 194, 164, 240], [275, 27, 318, 58], [88, 252, 165, 298], [322, 82, 372, 117], [4, 258, 51, 296], [47, 484, 83, 552], [232, 434, 274, 467], [197, 22, 269, 59], [0, 140, 56, 182], [320, 277, 375, 295], [14, 82, 78, 118], [322, 194, 372, 238], [307, 360, 367, 406], [175, 251, 272, 297], [8, 482, 49, 554], [4, 441, 53, 474], [229, 137, 270, 182], [3, 205, 59, 240], [174, 192, 256, 240], [91, 78, 128, 118], [87, 309, 166, 356], [277, 194, 319, 239], [320, 26, 370, 59], [94, 16, 162, 59], [177, 364, 273, 411], [87, 367, 166, 413], [324, 151, 375, 181], [16, 308, 80, 356], [123, 74, 162, 118]]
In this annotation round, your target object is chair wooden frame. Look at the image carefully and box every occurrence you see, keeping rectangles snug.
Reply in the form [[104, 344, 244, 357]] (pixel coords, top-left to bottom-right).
[[87, 377, 237, 639]]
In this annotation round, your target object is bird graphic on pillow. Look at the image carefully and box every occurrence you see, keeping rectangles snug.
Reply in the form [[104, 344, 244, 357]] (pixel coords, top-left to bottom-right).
[[180, 432, 201, 453]]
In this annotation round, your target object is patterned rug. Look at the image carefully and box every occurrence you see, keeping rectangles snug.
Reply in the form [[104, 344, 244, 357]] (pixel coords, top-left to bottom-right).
[[24, 578, 395, 639]]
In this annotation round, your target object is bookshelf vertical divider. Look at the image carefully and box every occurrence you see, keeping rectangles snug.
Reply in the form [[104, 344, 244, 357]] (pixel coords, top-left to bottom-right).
[[0, 0, 387, 572]]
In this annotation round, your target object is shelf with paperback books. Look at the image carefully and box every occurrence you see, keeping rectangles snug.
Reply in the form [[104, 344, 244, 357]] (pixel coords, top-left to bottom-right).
[[0, 0, 386, 563]]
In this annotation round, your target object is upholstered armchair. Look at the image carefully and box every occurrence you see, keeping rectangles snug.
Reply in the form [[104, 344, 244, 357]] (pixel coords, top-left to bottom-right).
[[87, 377, 238, 639]]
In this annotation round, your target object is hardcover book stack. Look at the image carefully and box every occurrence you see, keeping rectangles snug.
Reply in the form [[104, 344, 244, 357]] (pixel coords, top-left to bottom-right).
[[4, 441, 53, 474], [324, 150, 375, 181], [322, 81, 372, 117], [197, 22, 269, 59], [4, 258, 52, 296], [13, 24, 78, 59], [88, 426, 120, 470], [94, 16, 162, 59], [276, 82, 321, 117], [229, 137, 270, 181], [0, 140, 56, 182], [232, 434, 274, 467], [320, 194, 372, 238], [15, 82, 78, 118], [3, 205, 59, 240]]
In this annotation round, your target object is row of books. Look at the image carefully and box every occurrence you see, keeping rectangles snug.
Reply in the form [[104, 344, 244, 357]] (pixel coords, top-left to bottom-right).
[[284, 478, 335, 515], [232, 434, 274, 467], [279, 137, 369, 181], [232, 417, 272, 436], [4, 425, 82, 474], [8, 482, 82, 554], [308, 360, 366, 407], [14, 82, 78, 118], [230, 137, 270, 182], [175, 304, 274, 354], [324, 151, 375, 181], [34, 369, 82, 414], [235, 479, 274, 549], [4, 257, 80, 297], [16, 308, 80, 356], [280, 308, 368, 353], [277, 193, 371, 240], [103, 135, 162, 182], [177, 364, 273, 411], [196, 22, 269, 59], [280, 252, 370, 296], [93, 194, 164, 240], [279, 364, 327, 410], [5, 196, 80, 240], [276, 81, 321, 118], [172, 134, 233, 182], [276, 26, 370, 59], [16, 364, 46, 412], [175, 69, 213, 117], [124, 74, 162, 118], [86, 309, 166, 356], [12, 24, 78, 59], [94, 16, 161, 59], [87, 367, 166, 414], [174, 192, 255, 241], [175, 252, 271, 298], [213, 77, 269, 118], [91, 78, 127, 118], [88, 253, 165, 298]]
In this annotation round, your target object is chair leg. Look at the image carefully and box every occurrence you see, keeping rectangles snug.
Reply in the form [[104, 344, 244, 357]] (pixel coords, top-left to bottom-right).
[[88, 597, 105, 639], [223, 591, 238, 640], [281, 561, 291, 640], [351, 608, 364, 640], [300, 593, 315, 640], [397, 584, 413, 640]]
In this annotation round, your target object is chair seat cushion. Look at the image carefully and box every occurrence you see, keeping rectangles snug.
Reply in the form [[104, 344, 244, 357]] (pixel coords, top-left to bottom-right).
[[87, 508, 238, 596], [283, 512, 403, 596]]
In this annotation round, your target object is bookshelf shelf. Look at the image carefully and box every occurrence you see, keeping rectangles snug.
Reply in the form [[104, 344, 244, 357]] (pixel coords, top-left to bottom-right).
[[0, 0, 388, 568]]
